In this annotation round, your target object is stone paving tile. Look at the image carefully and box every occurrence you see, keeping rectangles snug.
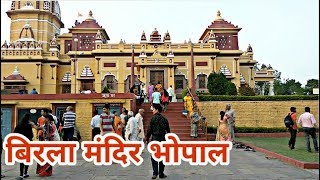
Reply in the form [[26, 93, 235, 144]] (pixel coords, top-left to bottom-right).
[[1, 148, 319, 180]]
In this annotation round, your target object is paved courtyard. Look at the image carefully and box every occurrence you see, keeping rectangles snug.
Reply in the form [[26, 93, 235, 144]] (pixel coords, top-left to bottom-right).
[[1, 147, 319, 180]]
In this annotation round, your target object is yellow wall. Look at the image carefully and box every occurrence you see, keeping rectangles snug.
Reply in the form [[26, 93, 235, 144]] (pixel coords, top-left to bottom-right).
[[197, 100, 319, 128], [2, 98, 133, 141], [2, 3, 272, 94], [1, 63, 41, 93]]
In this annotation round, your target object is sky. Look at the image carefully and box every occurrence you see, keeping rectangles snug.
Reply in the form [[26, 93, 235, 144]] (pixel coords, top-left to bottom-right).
[[1, 0, 319, 86]]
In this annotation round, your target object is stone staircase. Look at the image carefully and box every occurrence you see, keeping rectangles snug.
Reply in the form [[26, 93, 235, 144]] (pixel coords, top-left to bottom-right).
[[138, 102, 207, 141]]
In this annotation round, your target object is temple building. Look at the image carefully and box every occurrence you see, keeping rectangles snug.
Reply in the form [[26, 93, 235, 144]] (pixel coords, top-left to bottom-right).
[[1, 1, 275, 98]]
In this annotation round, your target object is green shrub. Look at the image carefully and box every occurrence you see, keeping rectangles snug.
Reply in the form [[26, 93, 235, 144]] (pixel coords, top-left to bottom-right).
[[101, 86, 110, 93], [199, 95, 319, 101], [1, 89, 9, 94], [239, 84, 255, 96], [207, 72, 238, 95], [181, 89, 189, 99], [226, 82, 237, 95]]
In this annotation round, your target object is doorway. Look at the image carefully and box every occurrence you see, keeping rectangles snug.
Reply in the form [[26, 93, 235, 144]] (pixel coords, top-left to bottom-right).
[[150, 70, 164, 86], [1, 107, 12, 139]]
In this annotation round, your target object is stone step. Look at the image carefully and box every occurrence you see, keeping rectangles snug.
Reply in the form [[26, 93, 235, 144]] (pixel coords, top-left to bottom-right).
[[144, 120, 190, 125]]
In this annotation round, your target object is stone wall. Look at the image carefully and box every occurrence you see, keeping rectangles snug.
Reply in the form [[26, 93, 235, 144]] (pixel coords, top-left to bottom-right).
[[197, 101, 319, 127]]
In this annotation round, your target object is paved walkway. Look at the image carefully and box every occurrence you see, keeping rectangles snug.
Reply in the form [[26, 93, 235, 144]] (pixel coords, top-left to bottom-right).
[[1, 147, 319, 180]]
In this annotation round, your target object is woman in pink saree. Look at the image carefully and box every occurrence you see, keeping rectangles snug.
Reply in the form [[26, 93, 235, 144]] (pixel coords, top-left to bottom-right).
[[147, 82, 154, 102]]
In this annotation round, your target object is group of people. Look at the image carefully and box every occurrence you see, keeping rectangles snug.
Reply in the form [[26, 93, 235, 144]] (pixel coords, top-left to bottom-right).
[[90, 104, 170, 179], [90, 105, 145, 142], [215, 104, 236, 142], [148, 82, 174, 112], [0, 106, 77, 179], [287, 106, 318, 153], [213, 104, 319, 154]]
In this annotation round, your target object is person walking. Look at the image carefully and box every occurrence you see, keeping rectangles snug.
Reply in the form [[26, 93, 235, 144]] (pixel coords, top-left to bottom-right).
[[152, 88, 162, 110], [167, 85, 174, 103], [14, 113, 43, 179], [183, 92, 193, 116], [298, 107, 319, 153], [120, 109, 129, 139], [145, 105, 170, 179], [125, 111, 139, 141], [155, 81, 163, 93], [225, 104, 236, 143], [48, 109, 58, 125], [62, 106, 76, 141], [148, 82, 154, 103], [36, 115, 55, 177], [190, 107, 201, 138], [161, 89, 169, 112], [100, 104, 115, 135], [91, 110, 101, 140], [113, 111, 123, 137], [37, 108, 49, 141], [287, 107, 298, 150], [135, 109, 145, 141]]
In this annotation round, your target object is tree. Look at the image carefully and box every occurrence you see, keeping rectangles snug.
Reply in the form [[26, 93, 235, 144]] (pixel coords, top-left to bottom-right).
[[226, 83, 237, 95], [207, 72, 237, 95], [304, 79, 319, 95], [239, 84, 256, 96], [274, 79, 304, 95], [261, 63, 267, 69], [101, 86, 110, 93], [284, 79, 304, 95]]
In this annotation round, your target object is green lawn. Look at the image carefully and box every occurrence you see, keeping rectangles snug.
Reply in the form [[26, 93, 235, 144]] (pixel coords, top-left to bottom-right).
[[237, 137, 319, 163]]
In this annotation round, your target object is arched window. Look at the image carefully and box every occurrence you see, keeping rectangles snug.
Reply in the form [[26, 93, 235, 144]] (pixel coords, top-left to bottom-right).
[[24, 1, 32, 7], [196, 74, 207, 89], [102, 75, 118, 93], [174, 75, 187, 90], [43, 1, 50, 10], [11, 1, 15, 10], [124, 75, 139, 93]]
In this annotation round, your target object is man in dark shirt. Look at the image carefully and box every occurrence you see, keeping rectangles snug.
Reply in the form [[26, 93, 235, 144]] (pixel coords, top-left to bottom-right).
[[145, 104, 170, 179]]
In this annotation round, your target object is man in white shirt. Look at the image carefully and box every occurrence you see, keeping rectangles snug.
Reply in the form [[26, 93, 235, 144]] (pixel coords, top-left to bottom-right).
[[135, 109, 145, 141], [125, 111, 139, 141], [48, 109, 58, 125], [167, 85, 174, 102], [91, 110, 101, 140], [298, 107, 318, 153]]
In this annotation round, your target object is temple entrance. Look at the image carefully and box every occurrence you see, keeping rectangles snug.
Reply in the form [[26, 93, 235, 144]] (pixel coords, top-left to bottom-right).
[[150, 70, 164, 86]]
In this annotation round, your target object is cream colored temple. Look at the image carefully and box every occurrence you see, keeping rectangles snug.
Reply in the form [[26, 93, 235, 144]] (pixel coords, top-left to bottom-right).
[[1, 0, 275, 98]]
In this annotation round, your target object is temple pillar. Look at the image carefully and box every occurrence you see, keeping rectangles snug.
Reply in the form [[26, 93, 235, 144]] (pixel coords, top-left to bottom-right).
[[269, 81, 275, 96], [261, 82, 265, 95], [130, 45, 135, 88], [190, 43, 195, 91]]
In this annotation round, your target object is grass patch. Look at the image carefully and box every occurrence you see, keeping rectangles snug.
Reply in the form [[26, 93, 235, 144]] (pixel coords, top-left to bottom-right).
[[237, 137, 319, 163]]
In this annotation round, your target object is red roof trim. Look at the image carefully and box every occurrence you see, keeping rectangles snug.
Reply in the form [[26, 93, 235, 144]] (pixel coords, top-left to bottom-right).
[[1, 93, 136, 100]]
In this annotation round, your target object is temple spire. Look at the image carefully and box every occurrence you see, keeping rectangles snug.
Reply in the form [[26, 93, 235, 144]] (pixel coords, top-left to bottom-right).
[[215, 10, 223, 21], [86, 10, 95, 21]]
